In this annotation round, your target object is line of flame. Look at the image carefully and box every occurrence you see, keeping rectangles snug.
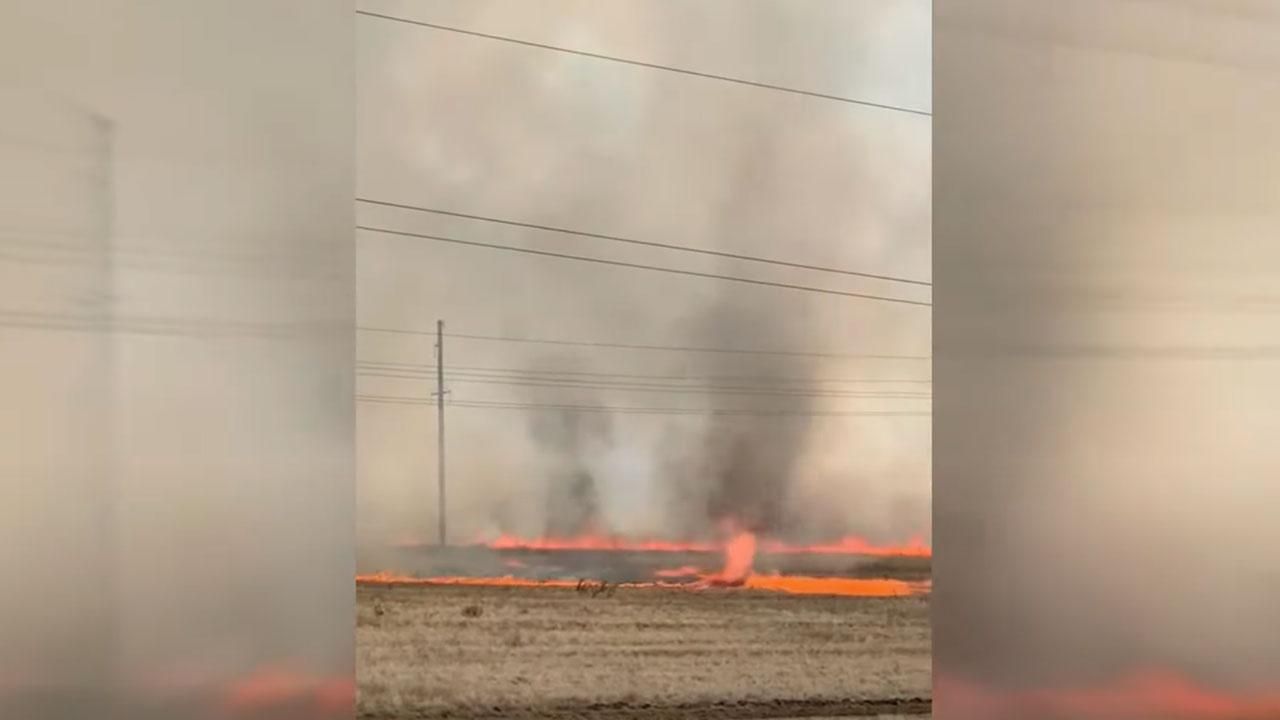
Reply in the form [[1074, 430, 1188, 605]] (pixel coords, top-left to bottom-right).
[[469, 532, 931, 557], [355, 572, 928, 598]]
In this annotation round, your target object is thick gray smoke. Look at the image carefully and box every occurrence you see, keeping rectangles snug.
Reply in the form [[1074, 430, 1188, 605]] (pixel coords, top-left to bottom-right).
[[518, 124, 824, 539], [526, 403, 611, 536], [356, 0, 932, 550], [686, 128, 818, 536]]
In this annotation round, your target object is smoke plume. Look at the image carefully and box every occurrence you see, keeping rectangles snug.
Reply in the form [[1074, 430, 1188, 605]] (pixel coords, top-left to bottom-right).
[[356, 0, 932, 550]]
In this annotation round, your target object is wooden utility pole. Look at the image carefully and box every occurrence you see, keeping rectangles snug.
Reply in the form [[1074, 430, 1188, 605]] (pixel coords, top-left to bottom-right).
[[435, 319, 447, 546]]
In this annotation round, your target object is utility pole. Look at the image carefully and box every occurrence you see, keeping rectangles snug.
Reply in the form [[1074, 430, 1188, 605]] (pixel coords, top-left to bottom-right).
[[435, 319, 447, 546]]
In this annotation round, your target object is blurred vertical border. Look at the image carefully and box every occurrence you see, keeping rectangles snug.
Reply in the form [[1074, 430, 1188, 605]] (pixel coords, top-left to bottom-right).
[[935, 2, 1280, 719], [0, 2, 354, 719]]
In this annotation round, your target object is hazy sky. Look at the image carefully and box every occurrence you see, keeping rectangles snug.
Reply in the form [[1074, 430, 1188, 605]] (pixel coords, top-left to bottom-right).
[[354, 0, 933, 548]]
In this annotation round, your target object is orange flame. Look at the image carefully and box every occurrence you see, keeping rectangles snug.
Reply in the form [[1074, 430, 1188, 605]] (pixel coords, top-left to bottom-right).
[[362, 528, 930, 598], [220, 665, 354, 717], [355, 571, 925, 598], [690, 530, 926, 596], [760, 534, 932, 558], [476, 531, 930, 557], [717, 531, 758, 583], [743, 574, 926, 597]]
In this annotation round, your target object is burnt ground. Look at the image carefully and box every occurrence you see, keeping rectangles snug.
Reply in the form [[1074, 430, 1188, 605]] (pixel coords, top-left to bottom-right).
[[357, 544, 931, 584]]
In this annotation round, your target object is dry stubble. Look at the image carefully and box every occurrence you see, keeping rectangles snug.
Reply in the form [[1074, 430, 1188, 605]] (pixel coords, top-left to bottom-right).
[[357, 585, 930, 719]]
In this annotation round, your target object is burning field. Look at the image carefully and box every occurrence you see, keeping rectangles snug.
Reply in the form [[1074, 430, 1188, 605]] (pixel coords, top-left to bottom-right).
[[358, 530, 931, 597], [356, 531, 932, 718]]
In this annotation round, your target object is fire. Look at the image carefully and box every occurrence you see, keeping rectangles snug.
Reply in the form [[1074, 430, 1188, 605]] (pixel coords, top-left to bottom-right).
[[715, 530, 758, 583], [355, 571, 926, 598], [117, 661, 354, 718], [760, 534, 932, 558], [743, 574, 926, 597], [936, 670, 1280, 719], [361, 528, 930, 599], [477, 531, 931, 557], [691, 530, 925, 596], [219, 665, 354, 717]]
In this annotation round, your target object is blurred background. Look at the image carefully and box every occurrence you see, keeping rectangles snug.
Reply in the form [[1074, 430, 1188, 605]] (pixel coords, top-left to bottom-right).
[[935, 1, 1280, 716], [0, 2, 353, 718]]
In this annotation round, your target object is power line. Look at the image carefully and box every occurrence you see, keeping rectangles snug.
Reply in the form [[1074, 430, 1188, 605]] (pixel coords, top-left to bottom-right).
[[358, 224, 931, 307], [358, 368, 931, 396], [356, 360, 932, 384], [356, 394, 930, 417], [357, 198, 931, 288], [358, 325, 930, 360], [356, 370, 931, 399], [355, 10, 933, 117]]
